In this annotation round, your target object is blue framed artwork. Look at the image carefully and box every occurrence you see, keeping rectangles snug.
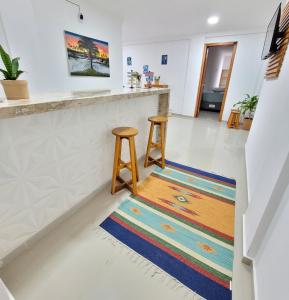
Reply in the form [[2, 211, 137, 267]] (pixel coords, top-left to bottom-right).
[[161, 55, 168, 65], [127, 57, 132, 66], [143, 65, 149, 73]]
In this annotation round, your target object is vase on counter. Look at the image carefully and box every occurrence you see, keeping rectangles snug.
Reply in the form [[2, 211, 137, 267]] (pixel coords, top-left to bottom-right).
[[1, 80, 29, 100], [154, 76, 160, 86]]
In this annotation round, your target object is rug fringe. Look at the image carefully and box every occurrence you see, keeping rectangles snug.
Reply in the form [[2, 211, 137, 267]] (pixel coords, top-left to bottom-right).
[[94, 227, 204, 300]]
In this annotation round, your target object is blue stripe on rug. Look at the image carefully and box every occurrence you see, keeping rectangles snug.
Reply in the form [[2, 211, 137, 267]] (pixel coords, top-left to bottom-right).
[[165, 159, 236, 186], [100, 217, 232, 300]]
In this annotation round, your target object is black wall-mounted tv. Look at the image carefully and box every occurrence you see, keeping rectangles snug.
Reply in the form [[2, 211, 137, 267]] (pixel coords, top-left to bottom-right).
[[261, 3, 283, 60]]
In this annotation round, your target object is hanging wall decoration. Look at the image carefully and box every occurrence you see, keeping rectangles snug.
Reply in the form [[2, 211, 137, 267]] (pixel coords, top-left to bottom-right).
[[64, 31, 110, 77], [161, 54, 168, 65], [144, 68, 154, 88], [143, 65, 149, 73], [127, 57, 132, 66]]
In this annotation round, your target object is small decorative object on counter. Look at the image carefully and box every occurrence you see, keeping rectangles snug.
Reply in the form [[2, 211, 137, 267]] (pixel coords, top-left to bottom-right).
[[145, 74, 168, 88], [233, 94, 259, 130], [146, 81, 152, 88], [127, 70, 142, 88], [144, 70, 154, 88], [0, 44, 29, 100], [134, 72, 142, 88], [127, 70, 134, 88], [154, 76, 160, 85]]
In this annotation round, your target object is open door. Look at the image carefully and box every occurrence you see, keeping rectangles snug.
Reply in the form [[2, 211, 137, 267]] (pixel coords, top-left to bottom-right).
[[194, 42, 238, 121]]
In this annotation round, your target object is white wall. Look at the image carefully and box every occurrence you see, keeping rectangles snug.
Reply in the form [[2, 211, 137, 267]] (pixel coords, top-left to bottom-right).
[[244, 30, 289, 299], [183, 32, 266, 120], [124, 32, 265, 120], [254, 181, 289, 300], [123, 40, 190, 114], [244, 47, 289, 253], [0, 0, 123, 95], [182, 35, 205, 116]]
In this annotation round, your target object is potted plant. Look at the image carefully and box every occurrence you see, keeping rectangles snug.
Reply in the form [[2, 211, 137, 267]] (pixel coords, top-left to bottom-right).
[[234, 94, 259, 130], [0, 45, 29, 100], [154, 76, 160, 85]]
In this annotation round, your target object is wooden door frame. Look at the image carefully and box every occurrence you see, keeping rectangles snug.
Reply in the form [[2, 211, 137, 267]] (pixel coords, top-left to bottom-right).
[[193, 41, 238, 121]]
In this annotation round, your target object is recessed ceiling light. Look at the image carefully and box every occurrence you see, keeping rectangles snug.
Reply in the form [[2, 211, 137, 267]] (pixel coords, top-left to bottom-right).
[[207, 16, 219, 25]]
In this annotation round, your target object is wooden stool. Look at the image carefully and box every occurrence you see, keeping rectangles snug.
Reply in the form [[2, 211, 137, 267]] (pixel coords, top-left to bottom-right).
[[111, 127, 139, 194], [227, 109, 241, 129], [144, 116, 168, 169]]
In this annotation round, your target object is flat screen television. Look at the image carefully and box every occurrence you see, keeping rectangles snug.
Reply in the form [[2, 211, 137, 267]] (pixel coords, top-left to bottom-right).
[[261, 3, 282, 60]]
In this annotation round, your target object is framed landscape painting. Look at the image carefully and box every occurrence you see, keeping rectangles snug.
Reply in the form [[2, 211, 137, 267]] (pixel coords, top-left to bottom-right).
[[64, 31, 110, 77]]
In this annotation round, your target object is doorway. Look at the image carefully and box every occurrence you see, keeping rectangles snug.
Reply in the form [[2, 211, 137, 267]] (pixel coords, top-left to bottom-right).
[[194, 42, 238, 121]]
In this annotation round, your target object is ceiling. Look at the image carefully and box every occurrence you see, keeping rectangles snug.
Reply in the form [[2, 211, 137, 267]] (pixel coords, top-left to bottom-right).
[[90, 0, 281, 43]]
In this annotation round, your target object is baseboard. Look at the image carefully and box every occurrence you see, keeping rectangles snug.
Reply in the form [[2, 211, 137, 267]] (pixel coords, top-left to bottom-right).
[[245, 144, 252, 204], [243, 145, 254, 266], [242, 214, 254, 265], [252, 262, 258, 300], [172, 112, 194, 119]]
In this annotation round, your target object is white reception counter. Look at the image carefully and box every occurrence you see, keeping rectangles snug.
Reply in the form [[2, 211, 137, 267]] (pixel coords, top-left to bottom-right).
[[0, 88, 170, 265]]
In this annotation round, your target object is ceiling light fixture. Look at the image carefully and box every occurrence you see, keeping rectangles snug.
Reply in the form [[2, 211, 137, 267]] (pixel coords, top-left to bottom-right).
[[207, 16, 219, 25]]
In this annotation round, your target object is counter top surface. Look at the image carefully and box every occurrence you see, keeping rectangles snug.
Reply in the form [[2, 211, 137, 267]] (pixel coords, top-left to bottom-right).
[[0, 87, 170, 119]]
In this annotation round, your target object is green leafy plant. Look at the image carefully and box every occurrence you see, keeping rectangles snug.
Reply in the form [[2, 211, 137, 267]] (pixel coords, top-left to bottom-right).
[[0, 45, 24, 80], [234, 94, 259, 119]]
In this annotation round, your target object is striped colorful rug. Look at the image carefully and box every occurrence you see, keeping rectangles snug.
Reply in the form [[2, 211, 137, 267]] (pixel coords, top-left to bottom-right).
[[100, 160, 236, 299]]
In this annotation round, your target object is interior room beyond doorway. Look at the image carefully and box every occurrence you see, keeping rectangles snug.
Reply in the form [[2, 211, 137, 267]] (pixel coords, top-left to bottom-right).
[[194, 42, 237, 121]]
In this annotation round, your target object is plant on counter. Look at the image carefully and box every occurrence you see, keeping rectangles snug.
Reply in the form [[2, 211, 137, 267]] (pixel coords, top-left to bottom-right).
[[0, 45, 24, 80], [154, 76, 160, 85], [0, 44, 29, 100], [233, 94, 259, 130]]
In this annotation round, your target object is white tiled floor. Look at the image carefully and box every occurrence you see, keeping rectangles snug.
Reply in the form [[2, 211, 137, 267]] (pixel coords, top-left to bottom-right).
[[0, 114, 253, 300]]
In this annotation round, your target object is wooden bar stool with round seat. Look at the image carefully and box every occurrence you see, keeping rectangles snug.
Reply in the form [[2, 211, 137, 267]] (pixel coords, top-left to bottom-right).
[[144, 115, 168, 169], [111, 127, 139, 195], [227, 109, 241, 129]]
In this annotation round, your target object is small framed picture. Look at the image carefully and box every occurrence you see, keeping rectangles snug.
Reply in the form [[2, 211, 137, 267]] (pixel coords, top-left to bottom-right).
[[143, 65, 149, 73], [161, 55, 168, 65], [127, 57, 132, 66]]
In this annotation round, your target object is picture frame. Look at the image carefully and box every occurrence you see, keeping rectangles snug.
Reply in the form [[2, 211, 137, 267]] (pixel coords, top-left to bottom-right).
[[127, 57, 132, 66], [64, 30, 110, 77], [161, 55, 168, 65], [143, 65, 149, 73]]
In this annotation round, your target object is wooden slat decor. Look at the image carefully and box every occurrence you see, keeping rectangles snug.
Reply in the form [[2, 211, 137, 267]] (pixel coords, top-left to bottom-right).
[[265, 2, 289, 80]]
